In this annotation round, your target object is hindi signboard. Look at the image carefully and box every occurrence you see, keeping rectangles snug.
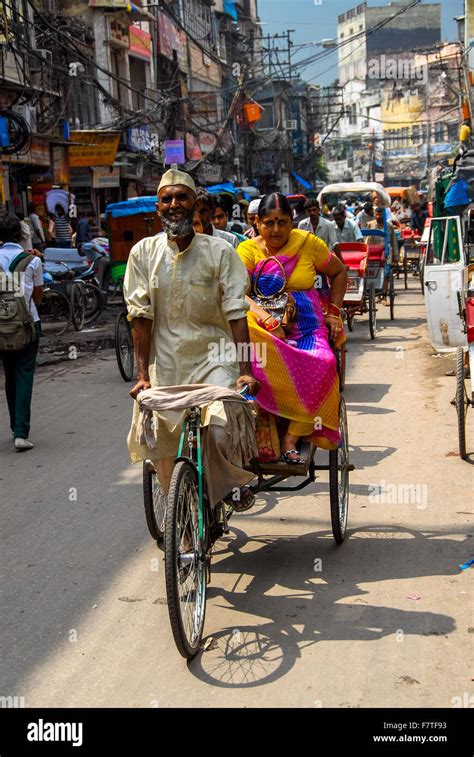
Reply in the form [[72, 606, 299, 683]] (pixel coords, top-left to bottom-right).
[[164, 139, 185, 165]]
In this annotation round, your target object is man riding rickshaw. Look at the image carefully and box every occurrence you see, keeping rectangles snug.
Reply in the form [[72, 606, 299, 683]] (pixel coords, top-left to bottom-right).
[[123, 171, 349, 659]]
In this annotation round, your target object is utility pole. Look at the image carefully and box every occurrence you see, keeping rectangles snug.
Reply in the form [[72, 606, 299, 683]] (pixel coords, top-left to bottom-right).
[[425, 53, 431, 180], [262, 30, 294, 80]]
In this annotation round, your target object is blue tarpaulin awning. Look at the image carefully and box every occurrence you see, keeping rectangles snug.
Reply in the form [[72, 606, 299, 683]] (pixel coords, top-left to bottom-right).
[[224, 0, 238, 21], [291, 171, 313, 191], [105, 196, 157, 219]]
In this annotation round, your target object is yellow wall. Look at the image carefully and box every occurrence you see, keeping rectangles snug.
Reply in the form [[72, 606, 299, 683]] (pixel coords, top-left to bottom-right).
[[381, 93, 424, 133]]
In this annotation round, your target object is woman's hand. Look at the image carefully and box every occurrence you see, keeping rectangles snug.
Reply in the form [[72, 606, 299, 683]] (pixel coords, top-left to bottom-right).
[[237, 375, 260, 396], [325, 314, 344, 342]]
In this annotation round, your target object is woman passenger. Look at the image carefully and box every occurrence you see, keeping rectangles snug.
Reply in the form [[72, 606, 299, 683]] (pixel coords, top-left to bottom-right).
[[236, 193, 347, 462]]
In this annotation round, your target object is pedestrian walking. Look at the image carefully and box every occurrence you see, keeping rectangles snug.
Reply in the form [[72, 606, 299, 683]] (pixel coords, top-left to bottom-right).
[[0, 213, 43, 451], [28, 203, 45, 252], [49, 204, 72, 248]]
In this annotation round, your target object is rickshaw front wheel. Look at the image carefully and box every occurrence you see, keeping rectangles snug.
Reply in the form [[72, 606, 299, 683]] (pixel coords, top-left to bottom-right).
[[455, 347, 468, 459], [329, 397, 350, 544], [165, 460, 207, 659]]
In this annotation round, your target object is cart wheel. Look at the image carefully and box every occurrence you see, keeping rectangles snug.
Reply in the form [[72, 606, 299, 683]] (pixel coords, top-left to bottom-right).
[[70, 282, 85, 332], [165, 461, 207, 659], [389, 269, 395, 320], [347, 311, 354, 332], [455, 347, 468, 459], [329, 397, 350, 544], [419, 257, 425, 294], [336, 347, 346, 392], [368, 286, 377, 340], [143, 461, 166, 543], [83, 282, 105, 324], [38, 289, 71, 336], [403, 255, 408, 290], [115, 311, 134, 382]]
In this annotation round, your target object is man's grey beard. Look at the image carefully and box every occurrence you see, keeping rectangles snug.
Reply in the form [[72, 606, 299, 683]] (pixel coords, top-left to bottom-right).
[[161, 214, 194, 239]]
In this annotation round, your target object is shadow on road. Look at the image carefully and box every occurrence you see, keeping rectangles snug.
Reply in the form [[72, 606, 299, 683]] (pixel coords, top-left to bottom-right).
[[189, 525, 465, 688]]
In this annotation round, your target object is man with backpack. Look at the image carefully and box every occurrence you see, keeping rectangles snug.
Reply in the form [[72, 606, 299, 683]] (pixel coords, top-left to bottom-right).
[[0, 213, 43, 451]]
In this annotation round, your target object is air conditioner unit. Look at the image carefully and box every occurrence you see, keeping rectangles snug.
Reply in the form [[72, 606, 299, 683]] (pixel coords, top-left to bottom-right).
[[284, 119, 298, 130], [15, 104, 36, 132]]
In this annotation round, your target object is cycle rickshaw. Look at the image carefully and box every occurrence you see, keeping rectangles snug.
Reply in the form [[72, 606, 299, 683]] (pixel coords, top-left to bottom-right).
[[317, 182, 394, 336], [139, 376, 352, 659]]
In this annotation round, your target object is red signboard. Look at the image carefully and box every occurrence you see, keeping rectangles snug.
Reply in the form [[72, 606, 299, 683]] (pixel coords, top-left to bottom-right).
[[129, 26, 152, 60], [158, 11, 178, 60]]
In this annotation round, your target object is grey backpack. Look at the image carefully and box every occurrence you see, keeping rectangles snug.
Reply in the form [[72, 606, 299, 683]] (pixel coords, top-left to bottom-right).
[[0, 252, 37, 351]]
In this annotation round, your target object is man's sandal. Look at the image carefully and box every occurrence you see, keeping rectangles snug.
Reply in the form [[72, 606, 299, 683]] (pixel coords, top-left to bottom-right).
[[281, 449, 305, 464], [224, 486, 255, 513]]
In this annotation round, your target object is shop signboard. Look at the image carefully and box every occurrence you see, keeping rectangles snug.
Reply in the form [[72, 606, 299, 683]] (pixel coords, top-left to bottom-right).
[[5, 137, 50, 166], [88, 0, 128, 6], [199, 132, 217, 155], [186, 133, 202, 161], [129, 25, 152, 60], [127, 125, 152, 153], [198, 163, 222, 184], [430, 143, 454, 156], [70, 169, 92, 187], [158, 11, 181, 60], [92, 166, 121, 189], [52, 145, 70, 186], [164, 139, 185, 165], [69, 131, 120, 167]]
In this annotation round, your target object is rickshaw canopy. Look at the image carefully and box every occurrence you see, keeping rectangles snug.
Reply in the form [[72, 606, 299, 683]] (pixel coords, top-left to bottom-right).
[[105, 196, 157, 219], [317, 182, 391, 208]]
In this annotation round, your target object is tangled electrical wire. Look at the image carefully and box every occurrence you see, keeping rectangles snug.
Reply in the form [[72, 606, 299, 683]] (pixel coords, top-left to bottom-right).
[[0, 110, 32, 155]]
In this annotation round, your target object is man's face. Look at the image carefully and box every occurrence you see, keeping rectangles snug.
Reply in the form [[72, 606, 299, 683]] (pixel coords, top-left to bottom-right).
[[212, 206, 228, 231], [333, 212, 345, 229], [375, 210, 384, 225], [308, 204, 320, 222], [194, 200, 213, 234], [157, 184, 195, 237]]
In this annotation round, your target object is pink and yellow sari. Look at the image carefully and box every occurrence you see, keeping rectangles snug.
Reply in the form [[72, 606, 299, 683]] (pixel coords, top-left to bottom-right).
[[237, 230, 340, 452]]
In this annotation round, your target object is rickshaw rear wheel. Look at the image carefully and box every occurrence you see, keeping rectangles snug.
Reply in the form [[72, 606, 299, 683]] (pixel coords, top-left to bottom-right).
[[403, 255, 408, 290], [143, 461, 166, 543], [347, 311, 354, 332], [70, 282, 85, 331], [329, 397, 349, 544], [336, 347, 346, 392], [165, 461, 207, 659], [368, 286, 377, 340], [115, 311, 134, 382], [455, 347, 468, 459]]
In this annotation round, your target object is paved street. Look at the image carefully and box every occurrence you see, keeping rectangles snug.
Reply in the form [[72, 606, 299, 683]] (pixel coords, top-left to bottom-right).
[[1, 279, 472, 708]]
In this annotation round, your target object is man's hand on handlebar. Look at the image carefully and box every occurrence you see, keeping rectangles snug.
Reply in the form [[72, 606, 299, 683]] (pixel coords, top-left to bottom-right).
[[130, 378, 151, 399], [236, 375, 260, 396]]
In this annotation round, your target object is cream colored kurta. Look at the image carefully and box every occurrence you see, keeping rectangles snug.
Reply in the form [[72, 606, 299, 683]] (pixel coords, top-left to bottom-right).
[[124, 231, 249, 463]]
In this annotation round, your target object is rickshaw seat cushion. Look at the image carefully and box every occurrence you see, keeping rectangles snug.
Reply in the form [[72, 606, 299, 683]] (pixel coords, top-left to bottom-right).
[[338, 242, 368, 253], [44, 247, 85, 266], [368, 244, 385, 261], [341, 250, 368, 273]]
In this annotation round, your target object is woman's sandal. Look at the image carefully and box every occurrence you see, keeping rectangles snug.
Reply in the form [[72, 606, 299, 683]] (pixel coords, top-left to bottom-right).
[[281, 449, 305, 464]]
